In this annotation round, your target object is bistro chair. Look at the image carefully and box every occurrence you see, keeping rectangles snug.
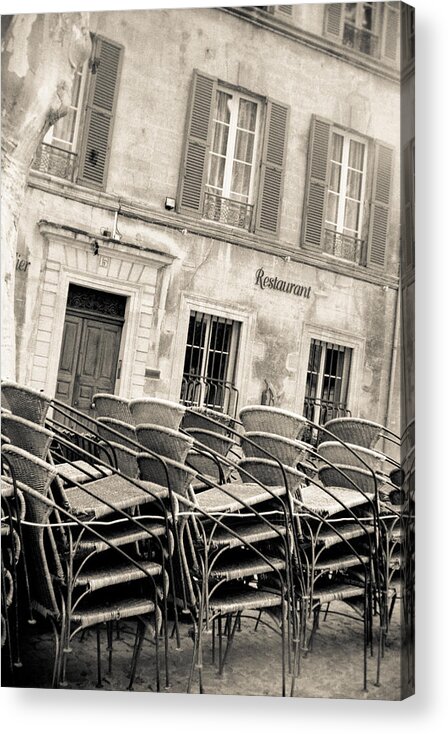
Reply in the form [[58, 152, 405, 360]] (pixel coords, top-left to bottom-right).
[[97, 416, 137, 449], [321, 417, 398, 451], [182, 407, 235, 437], [183, 428, 235, 458], [317, 440, 399, 476], [129, 398, 186, 430], [239, 406, 308, 441], [2, 444, 170, 690], [92, 393, 133, 424], [1, 381, 51, 426], [136, 423, 194, 463]]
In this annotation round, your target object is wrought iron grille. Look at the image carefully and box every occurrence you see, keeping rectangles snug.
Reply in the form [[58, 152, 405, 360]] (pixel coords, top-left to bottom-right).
[[342, 24, 379, 57], [32, 142, 77, 181], [323, 229, 364, 265], [180, 311, 240, 416], [203, 192, 253, 231]]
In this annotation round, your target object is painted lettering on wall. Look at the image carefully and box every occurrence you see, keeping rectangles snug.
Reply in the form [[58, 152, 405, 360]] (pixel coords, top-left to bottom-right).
[[254, 267, 311, 299], [16, 255, 30, 273]]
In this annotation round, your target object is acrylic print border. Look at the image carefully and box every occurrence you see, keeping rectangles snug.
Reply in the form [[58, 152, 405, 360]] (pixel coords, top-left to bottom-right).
[[0, 0, 424, 720]]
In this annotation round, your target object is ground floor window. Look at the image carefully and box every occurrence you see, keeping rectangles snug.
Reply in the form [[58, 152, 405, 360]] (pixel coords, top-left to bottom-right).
[[303, 338, 352, 427], [180, 310, 241, 415]]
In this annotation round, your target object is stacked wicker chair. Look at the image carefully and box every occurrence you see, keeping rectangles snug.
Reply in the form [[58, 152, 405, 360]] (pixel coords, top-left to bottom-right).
[[1, 382, 177, 690]]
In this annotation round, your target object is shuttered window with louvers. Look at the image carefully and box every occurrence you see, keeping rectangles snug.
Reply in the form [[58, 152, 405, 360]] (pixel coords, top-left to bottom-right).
[[302, 117, 332, 251], [367, 142, 394, 268], [302, 117, 394, 270], [178, 71, 288, 237], [278, 6, 293, 16], [178, 71, 217, 216], [325, 4, 342, 37], [78, 35, 123, 189], [255, 100, 289, 236], [382, 2, 400, 63], [402, 139, 415, 271]]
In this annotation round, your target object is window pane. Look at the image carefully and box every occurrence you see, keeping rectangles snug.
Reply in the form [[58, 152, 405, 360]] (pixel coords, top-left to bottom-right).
[[346, 169, 363, 200], [207, 154, 226, 191], [52, 109, 77, 146], [234, 129, 255, 163], [231, 161, 251, 198], [343, 199, 360, 233], [348, 140, 365, 171], [329, 161, 342, 193], [326, 192, 339, 226], [211, 122, 229, 156], [344, 3, 357, 23], [331, 133, 344, 163], [215, 91, 232, 123], [361, 3, 373, 31], [238, 99, 257, 132]]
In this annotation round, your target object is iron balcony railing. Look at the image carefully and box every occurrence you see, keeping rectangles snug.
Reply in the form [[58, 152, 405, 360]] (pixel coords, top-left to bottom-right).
[[323, 229, 365, 265], [180, 374, 239, 418], [342, 23, 379, 57], [31, 142, 77, 182], [203, 192, 254, 231]]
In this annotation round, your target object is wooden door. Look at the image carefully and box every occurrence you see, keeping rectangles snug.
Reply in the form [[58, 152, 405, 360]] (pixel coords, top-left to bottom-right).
[[55, 314, 122, 418]]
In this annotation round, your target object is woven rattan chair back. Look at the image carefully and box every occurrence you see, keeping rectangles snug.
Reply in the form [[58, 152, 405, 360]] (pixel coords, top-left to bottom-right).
[[93, 393, 133, 423], [1, 414, 54, 460], [129, 398, 185, 430], [241, 431, 309, 467], [98, 441, 140, 478], [182, 408, 234, 436], [138, 453, 196, 497], [184, 428, 234, 456], [186, 450, 223, 483], [317, 441, 391, 474], [135, 424, 193, 463], [321, 417, 384, 449], [97, 417, 137, 449], [2, 444, 58, 497], [1, 381, 51, 426], [318, 464, 378, 495], [239, 406, 308, 440], [238, 457, 304, 496]]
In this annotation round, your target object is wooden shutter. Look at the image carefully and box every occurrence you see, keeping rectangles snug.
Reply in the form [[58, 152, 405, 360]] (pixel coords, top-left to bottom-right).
[[255, 99, 289, 237], [367, 142, 394, 268], [382, 2, 400, 63], [403, 140, 415, 270], [302, 117, 332, 251], [178, 70, 217, 217], [325, 4, 343, 38], [278, 6, 293, 16], [78, 36, 123, 189]]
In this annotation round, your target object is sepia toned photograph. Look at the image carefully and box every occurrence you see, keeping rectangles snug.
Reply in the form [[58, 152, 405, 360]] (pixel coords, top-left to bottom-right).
[[1, 2, 415, 700]]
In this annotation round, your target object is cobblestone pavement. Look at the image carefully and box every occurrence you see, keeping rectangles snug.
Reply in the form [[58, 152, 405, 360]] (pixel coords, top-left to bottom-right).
[[3, 601, 404, 700]]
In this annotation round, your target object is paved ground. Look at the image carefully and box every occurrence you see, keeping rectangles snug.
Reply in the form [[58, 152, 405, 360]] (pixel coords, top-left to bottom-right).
[[3, 601, 405, 700]]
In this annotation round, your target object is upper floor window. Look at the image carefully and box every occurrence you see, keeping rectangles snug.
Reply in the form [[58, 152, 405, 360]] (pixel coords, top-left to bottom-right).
[[302, 116, 394, 269], [324, 2, 401, 65], [32, 35, 123, 190], [205, 90, 261, 229], [177, 70, 289, 238]]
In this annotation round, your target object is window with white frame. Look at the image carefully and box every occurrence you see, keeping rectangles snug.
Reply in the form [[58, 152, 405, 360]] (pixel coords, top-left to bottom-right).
[[180, 311, 241, 414], [303, 339, 352, 429], [324, 130, 367, 262], [325, 3, 380, 58], [31, 34, 123, 189], [204, 90, 261, 229], [178, 71, 289, 237]]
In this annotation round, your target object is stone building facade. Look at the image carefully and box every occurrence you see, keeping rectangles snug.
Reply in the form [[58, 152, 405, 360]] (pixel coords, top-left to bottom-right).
[[12, 3, 414, 435]]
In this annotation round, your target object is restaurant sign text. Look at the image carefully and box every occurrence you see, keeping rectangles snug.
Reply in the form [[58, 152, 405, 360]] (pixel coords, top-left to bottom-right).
[[254, 267, 311, 299]]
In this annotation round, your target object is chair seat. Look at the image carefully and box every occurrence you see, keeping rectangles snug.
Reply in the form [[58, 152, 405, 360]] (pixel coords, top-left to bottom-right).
[[75, 558, 162, 591], [63, 475, 168, 519], [209, 584, 282, 614], [210, 521, 287, 549], [72, 594, 157, 629], [314, 553, 369, 573], [210, 553, 286, 581], [196, 482, 286, 514], [310, 582, 365, 606], [77, 519, 167, 554], [296, 485, 370, 517], [316, 523, 375, 549], [56, 460, 112, 485]]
